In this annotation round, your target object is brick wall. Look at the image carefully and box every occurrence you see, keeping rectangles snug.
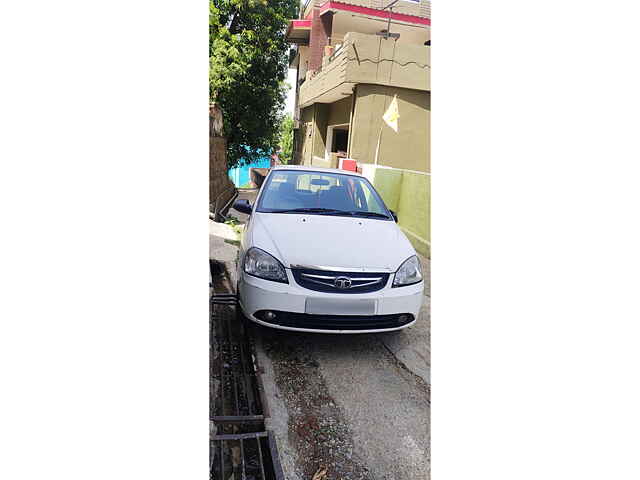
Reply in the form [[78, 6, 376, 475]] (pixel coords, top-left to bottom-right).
[[308, 9, 333, 71]]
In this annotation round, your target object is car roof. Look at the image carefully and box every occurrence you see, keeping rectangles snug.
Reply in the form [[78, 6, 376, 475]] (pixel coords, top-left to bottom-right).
[[271, 164, 363, 177]]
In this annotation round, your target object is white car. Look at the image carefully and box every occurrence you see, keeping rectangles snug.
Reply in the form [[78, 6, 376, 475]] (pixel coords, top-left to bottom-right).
[[233, 165, 424, 334]]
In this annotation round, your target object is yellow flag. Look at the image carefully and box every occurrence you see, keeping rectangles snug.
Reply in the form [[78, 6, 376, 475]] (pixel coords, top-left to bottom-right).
[[382, 95, 399, 132]]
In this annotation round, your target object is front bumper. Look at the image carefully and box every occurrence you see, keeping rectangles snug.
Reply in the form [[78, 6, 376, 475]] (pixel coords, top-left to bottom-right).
[[238, 270, 424, 334]]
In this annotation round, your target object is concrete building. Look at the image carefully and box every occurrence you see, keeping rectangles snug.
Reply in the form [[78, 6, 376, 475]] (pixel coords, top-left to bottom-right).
[[286, 0, 431, 256]]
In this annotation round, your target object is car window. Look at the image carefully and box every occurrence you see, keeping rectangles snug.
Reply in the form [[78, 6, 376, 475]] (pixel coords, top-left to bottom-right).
[[257, 170, 390, 219], [361, 184, 386, 214]]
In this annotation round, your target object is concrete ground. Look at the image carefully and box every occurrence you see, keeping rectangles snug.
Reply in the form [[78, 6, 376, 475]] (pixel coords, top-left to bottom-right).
[[211, 202, 430, 480]]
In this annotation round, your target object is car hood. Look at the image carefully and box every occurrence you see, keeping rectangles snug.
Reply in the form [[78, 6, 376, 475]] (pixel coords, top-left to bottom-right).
[[249, 212, 415, 271]]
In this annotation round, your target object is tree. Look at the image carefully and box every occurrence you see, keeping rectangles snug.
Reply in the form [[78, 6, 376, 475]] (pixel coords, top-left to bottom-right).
[[278, 114, 294, 165], [210, 0, 299, 168]]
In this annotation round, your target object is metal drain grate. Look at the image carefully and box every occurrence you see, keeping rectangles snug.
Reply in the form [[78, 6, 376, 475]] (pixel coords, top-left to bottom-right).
[[211, 293, 283, 480], [210, 300, 265, 433], [210, 432, 284, 480]]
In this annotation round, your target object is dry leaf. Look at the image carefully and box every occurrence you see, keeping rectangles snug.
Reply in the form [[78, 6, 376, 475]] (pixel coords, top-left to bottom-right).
[[311, 465, 328, 480]]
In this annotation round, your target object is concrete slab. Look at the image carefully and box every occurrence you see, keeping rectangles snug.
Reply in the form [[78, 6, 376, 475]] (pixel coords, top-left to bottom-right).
[[209, 220, 239, 263], [312, 335, 429, 480], [376, 294, 430, 385]]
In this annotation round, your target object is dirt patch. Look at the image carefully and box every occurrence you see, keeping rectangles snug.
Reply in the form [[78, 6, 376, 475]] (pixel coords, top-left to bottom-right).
[[261, 332, 373, 480]]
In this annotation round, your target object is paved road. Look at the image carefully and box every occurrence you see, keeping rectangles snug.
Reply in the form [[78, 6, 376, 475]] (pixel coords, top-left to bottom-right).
[[254, 278, 430, 480]]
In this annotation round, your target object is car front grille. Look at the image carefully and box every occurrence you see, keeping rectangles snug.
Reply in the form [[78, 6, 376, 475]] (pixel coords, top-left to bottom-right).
[[254, 311, 414, 331], [291, 268, 390, 294]]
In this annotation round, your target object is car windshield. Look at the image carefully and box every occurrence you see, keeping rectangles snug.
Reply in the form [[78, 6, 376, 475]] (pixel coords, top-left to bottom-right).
[[256, 169, 392, 220]]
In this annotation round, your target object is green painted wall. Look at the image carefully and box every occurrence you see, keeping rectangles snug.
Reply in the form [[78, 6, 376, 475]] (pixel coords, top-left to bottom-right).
[[327, 96, 352, 126], [363, 164, 430, 257], [397, 171, 430, 258], [312, 104, 329, 159], [349, 85, 430, 173], [297, 106, 315, 165], [295, 98, 353, 166], [367, 166, 403, 211]]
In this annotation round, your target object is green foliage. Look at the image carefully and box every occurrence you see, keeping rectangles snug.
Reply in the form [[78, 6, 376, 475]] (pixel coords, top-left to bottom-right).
[[278, 114, 294, 165], [224, 214, 239, 226], [210, 0, 299, 168], [224, 214, 244, 236]]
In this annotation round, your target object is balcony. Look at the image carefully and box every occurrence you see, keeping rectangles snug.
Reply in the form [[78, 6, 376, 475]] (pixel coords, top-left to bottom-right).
[[298, 31, 430, 109]]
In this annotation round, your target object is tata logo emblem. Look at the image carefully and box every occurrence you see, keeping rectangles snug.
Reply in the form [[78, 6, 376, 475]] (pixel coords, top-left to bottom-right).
[[334, 276, 352, 289]]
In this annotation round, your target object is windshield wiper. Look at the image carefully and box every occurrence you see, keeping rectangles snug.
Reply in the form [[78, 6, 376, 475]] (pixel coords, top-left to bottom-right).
[[271, 208, 391, 219], [272, 208, 349, 214], [345, 211, 391, 219]]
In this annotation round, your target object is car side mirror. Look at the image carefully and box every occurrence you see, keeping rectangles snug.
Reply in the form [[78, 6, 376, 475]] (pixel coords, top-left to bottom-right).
[[389, 210, 398, 222], [233, 199, 253, 215]]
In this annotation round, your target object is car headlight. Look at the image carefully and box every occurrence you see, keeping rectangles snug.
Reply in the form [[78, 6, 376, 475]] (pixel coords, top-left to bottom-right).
[[243, 247, 288, 283], [393, 255, 423, 287]]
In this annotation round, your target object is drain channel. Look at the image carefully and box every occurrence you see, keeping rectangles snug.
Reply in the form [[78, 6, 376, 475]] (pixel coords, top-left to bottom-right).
[[210, 294, 283, 480], [211, 301, 264, 431], [210, 431, 283, 480]]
